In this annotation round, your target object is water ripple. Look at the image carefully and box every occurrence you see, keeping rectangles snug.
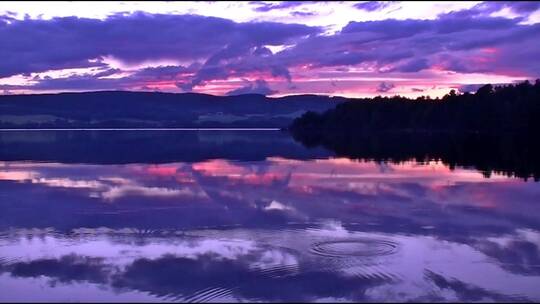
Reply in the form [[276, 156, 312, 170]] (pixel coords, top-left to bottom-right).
[[310, 238, 399, 258], [184, 286, 234, 303]]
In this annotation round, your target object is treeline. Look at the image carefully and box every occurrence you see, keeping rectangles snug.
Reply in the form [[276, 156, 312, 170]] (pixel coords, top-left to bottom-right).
[[291, 131, 540, 181], [289, 80, 540, 180], [290, 80, 540, 136]]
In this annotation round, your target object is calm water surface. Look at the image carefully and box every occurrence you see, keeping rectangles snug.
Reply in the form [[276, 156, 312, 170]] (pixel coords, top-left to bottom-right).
[[0, 131, 539, 302]]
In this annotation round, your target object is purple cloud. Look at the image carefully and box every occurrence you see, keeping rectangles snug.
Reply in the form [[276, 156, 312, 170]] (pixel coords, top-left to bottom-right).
[[353, 1, 394, 12], [290, 11, 316, 17], [1, 5, 540, 95], [473, 1, 540, 15], [93, 68, 121, 78], [226, 79, 277, 96], [250, 1, 306, 12], [134, 65, 190, 80], [0, 64, 194, 92], [506, 1, 540, 13], [376, 82, 395, 92], [180, 43, 295, 91], [0, 12, 320, 78], [280, 12, 540, 76], [389, 58, 429, 73], [457, 84, 485, 93]]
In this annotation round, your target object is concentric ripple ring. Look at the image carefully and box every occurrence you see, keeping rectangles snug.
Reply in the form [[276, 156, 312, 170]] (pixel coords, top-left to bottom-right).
[[310, 238, 399, 258]]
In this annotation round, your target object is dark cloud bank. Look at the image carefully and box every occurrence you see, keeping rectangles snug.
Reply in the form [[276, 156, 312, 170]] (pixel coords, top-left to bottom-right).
[[0, 2, 539, 93]]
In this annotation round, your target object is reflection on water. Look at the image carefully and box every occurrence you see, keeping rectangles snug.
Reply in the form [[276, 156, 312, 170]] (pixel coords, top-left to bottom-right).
[[0, 131, 539, 302], [0, 130, 332, 163]]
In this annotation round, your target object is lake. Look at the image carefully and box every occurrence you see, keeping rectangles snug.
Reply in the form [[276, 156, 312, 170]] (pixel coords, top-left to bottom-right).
[[0, 130, 539, 302]]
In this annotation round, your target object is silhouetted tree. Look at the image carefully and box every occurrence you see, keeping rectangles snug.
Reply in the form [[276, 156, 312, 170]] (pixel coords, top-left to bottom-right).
[[289, 80, 540, 180]]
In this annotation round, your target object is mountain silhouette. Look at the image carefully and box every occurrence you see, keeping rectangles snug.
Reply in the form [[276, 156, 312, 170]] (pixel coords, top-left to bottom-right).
[[0, 91, 346, 128]]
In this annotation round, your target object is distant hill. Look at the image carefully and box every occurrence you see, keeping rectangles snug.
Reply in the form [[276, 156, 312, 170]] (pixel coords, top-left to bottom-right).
[[0, 91, 346, 128]]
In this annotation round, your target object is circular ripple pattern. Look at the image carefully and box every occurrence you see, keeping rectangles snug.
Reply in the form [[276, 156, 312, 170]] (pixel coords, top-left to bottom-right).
[[311, 238, 399, 258]]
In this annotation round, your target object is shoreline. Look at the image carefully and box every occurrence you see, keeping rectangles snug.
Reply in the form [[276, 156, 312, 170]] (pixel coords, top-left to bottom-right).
[[0, 128, 282, 131]]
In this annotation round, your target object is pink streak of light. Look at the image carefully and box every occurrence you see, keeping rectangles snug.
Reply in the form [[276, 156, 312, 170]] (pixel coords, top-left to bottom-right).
[[128, 165, 195, 183], [191, 160, 289, 185], [481, 47, 499, 54], [145, 166, 178, 177], [192, 160, 249, 176]]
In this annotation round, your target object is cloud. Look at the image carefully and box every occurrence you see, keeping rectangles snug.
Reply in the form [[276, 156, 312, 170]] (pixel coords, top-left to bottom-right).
[[0, 64, 194, 92], [341, 14, 518, 37], [5, 254, 109, 284], [457, 84, 487, 93], [132, 65, 189, 80], [376, 82, 395, 92], [250, 1, 306, 12], [424, 270, 527, 302], [180, 44, 296, 91], [93, 68, 121, 78], [0, 12, 320, 78], [473, 1, 540, 16], [101, 185, 207, 201], [112, 254, 382, 302], [290, 11, 316, 17], [389, 58, 429, 73], [353, 1, 394, 12], [279, 12, 540, 77], [1, 6, 540, 95], [226, 79, 277, 96]]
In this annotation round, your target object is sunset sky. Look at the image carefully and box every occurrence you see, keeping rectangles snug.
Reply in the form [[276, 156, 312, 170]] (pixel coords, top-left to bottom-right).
[[0, 1, 539, 98]]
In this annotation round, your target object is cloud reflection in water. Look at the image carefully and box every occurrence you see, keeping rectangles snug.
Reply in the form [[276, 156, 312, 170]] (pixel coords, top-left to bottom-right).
[[0, 157, 539, 301]]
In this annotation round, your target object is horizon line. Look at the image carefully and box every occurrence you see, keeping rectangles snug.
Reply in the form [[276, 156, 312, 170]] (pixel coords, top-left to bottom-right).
[[0, 128, 283, 131], [0, 80, 535, 100]]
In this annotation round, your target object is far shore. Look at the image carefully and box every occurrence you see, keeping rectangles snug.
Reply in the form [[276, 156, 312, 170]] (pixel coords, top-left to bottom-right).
[[0, 128, 282, 131]]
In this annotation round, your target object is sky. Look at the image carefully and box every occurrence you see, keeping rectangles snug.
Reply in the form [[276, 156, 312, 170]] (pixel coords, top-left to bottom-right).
[[0, 1, 539, 98]]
